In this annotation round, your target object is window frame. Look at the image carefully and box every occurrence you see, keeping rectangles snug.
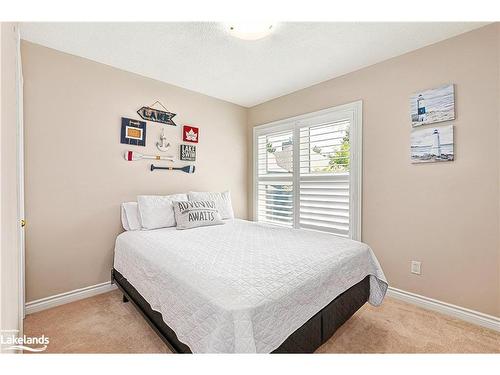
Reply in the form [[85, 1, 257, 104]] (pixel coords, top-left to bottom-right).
[[252, 100, 363, 240]]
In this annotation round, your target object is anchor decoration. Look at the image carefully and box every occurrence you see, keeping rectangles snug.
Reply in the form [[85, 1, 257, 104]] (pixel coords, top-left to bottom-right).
[[156, 127, 170, 152], [137, 100, 177, 126]]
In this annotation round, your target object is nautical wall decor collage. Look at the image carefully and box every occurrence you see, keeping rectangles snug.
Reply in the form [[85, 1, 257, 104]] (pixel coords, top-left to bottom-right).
[[120, 101, 198, 174], [409, 84, 455, 164]]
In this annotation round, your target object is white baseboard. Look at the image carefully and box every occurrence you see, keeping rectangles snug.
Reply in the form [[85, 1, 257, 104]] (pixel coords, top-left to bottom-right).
[[25, 282, 117, 315], [386, 287, 500, 332]]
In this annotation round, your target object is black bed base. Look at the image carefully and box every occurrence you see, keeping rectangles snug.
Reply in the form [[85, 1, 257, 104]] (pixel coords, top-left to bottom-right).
[[111, 268, 369, 353]]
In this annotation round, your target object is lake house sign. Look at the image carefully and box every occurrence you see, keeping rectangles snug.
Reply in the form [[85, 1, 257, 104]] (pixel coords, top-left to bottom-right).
[[137, 101, 177, 126]]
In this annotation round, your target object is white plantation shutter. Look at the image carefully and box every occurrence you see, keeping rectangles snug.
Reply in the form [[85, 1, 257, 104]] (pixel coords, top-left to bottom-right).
[[299, 120, 350, 237], [253, 101, 362, 239]]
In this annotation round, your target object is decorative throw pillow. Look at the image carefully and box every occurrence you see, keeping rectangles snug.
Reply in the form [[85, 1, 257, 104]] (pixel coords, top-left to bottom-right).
[[173, 201, 224, 230], [137, 194, 188, 230], [121, 202, 141, 231], [187, 191, 234, 219]]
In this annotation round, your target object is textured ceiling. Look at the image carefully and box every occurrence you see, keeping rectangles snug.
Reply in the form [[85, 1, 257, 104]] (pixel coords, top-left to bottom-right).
[[20, 22, 487, 107]]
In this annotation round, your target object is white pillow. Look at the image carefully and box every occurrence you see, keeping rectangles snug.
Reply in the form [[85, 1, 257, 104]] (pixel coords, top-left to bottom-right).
[[187, 191, 234, 219], [137, 194, 187, 230], [173, 201, 224, 230], [121, 204, 131, 231], [121, 202, 141, 231]]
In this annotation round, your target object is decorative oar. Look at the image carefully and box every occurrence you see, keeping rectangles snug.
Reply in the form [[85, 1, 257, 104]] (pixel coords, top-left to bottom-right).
[[150, 164, 195, 174], [124, 151, 174, 162]]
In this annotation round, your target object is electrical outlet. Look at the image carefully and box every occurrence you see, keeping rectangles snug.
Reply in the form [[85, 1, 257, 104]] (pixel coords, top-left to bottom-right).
[[411, 261, 421, 275]]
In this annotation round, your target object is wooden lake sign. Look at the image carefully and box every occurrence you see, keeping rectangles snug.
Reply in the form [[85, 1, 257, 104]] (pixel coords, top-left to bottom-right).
[[137, 106, 177, 126]]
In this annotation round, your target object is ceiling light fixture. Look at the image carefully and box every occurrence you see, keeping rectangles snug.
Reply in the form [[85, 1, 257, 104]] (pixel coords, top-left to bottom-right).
[[226, 22, 275, 41]]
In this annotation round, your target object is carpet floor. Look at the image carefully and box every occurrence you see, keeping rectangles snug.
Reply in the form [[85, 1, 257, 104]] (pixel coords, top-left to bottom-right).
[[23, 289, 499, 353]]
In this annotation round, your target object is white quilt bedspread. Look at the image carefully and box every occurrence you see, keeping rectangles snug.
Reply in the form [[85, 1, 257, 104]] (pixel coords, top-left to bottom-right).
[[113, 219, 388, 353]]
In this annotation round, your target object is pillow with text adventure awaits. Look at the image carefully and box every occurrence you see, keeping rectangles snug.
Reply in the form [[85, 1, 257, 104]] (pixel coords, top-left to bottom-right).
[[187, 191, 234, 219], [173, 201, 224, 230]]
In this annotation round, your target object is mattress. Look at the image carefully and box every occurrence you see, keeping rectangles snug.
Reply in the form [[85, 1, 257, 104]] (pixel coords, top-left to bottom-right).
[[113, 219, 388, 353]]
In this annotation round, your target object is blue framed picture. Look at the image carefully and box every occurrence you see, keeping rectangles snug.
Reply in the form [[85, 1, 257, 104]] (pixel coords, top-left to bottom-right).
[[121, 117, 146, 146]]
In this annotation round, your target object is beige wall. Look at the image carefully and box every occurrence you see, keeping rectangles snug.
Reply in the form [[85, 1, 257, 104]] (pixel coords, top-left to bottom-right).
[[248, 24, 500, 317], [0, 22, 21, 344], [22, 41, 248, 302]]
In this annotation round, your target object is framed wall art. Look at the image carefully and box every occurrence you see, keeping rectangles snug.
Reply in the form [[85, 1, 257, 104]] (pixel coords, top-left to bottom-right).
[[120, 117, 146, 146], [183, 125, 199, 143], [410, 125, 454, 163], [180, 144, 196, 161], [410, 84, 455, 127]]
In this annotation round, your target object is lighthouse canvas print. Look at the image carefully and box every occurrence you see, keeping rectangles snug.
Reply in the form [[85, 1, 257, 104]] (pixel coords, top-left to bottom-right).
[[410, 125, 454, 163], [410, 84, 455, 127]]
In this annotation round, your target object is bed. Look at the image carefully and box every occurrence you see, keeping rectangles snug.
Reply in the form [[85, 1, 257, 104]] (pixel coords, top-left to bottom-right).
[[112, 219, 388, 353]]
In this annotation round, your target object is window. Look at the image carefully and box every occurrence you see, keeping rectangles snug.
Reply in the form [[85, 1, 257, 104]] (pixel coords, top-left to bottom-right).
[[256, 130, 294, 227], [253, 101, 362, 240]]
